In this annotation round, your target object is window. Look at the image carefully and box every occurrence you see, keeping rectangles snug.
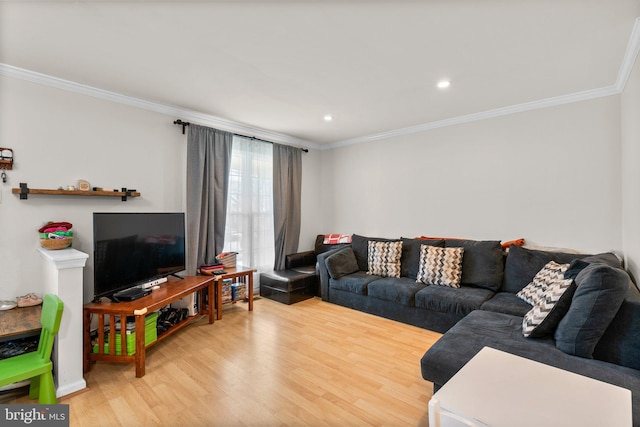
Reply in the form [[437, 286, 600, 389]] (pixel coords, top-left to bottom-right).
[[223, 136, 275, 272]]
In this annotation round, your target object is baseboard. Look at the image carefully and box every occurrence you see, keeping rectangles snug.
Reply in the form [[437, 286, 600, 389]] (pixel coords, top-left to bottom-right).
[[56, 379, 87, 398]]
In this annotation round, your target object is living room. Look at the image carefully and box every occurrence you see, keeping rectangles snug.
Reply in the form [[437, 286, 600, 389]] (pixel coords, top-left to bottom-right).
[[1, 1, 640, 425]]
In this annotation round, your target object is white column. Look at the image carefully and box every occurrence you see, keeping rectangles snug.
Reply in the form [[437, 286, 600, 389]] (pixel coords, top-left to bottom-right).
[[38, 247, 89, 398]]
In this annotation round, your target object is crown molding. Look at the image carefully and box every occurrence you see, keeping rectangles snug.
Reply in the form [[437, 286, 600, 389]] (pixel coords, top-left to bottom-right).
[[615, 17, 640, 92], [327, 16, 640, 150], [0, 63, 320, 151], [2, 15, 638, 152], [329, 85, 620, 149]]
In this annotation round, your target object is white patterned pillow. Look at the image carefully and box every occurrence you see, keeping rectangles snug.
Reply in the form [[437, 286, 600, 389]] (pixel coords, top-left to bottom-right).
[[522, 277, 575, 337], [416, 245, 464, 288], [367, 241, 402, 278], [517, 261, 569, 305]]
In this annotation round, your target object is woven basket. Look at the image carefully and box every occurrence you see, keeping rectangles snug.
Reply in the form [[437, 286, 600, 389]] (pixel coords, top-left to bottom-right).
[[40, 237, 72, 250], [216, 253, 237, 268]]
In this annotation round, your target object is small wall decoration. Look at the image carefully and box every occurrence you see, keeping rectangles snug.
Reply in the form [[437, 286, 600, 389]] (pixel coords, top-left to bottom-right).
[[77, 180, 90, 191], [0, 148, 13, 183]]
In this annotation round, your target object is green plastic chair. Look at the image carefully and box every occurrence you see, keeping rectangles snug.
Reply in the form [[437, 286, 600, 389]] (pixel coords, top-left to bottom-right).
[[0, 294, 64, 404]]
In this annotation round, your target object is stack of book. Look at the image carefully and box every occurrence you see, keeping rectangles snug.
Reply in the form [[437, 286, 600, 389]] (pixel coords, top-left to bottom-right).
[[198, 263, 225, 275]]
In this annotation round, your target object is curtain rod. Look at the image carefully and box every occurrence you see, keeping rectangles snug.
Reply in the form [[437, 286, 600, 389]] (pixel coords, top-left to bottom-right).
[[173, 119, 309, 153]]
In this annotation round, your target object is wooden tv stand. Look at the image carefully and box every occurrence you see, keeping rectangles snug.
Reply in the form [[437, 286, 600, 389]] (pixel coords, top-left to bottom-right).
[[83, 275, 215, 378]]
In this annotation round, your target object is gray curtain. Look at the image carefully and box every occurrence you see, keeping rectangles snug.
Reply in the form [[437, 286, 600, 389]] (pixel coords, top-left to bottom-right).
[[272, 143, 302, 270], [186, 124, 233, 275]]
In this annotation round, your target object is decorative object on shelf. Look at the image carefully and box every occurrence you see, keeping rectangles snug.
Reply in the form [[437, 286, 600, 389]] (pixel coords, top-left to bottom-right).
[[13, 183, 140, 201], [38, 221, 73, 250], [0, 148, 13, 183], [77, 179, 90, 191]]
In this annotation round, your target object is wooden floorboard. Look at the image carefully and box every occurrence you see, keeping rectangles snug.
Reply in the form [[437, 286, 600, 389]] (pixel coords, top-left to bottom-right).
[[1, 297, 442, 426]]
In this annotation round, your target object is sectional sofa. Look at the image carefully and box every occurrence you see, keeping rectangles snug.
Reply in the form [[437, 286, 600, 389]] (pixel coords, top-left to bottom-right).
[[316, 234, 640, 425]]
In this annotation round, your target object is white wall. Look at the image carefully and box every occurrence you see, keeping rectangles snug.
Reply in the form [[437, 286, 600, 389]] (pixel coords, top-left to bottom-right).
[[622, 54, 640, 282], [0, 75, 325, 301], [0, 75, 187, 301], [322, 96, 623, 255]]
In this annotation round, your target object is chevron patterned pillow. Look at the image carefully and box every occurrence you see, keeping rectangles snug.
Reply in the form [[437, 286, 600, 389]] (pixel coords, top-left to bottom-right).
[[367, 240, 402, 278], [522, 276, 575, 338], [416, 245, 464, 288], [517, 261, 570, 305]]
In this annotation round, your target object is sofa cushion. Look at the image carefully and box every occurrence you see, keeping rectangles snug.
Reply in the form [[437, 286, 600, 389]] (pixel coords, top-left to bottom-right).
[[367, 240, 402, 278], [555, 263, 631, 358], [415, 285, 494, 317], [480, 292, 532, 317], [329, 271, 380, 295], [516, 261, 570, 305], [351, 234, 395, 271], [401, 237, 444, 279], [325, 247, 359, 280], [416, 245, 464, 288], [445, 239, 504, 291], [367, 277, 426, 306], [503, 245, 589, 294], [582, 252, 623, 268]]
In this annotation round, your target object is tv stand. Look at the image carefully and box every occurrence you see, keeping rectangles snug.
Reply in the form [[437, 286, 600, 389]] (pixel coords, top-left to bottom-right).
[[83, 275, 215, 378]]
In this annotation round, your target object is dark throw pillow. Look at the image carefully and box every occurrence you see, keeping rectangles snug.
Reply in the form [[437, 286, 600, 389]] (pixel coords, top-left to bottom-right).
[[503, 245, 588, 294], [554, 263, 631, 358], [325, 247, 360, 280], [400, 237, 444, 279], [445, 239, 504, 291], [351, 234, 395, 272]]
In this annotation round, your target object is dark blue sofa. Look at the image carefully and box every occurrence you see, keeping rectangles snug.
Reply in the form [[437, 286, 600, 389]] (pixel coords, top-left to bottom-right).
[[316, 234, 640, 425]]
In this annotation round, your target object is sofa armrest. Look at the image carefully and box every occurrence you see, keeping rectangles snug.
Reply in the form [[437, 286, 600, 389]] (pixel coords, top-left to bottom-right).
[[285, 250, 317, 270], [316, 246, 351, 301]]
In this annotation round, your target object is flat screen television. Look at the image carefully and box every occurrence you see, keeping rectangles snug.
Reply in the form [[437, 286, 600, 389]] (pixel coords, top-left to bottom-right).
[[93, 212, 186, 300]]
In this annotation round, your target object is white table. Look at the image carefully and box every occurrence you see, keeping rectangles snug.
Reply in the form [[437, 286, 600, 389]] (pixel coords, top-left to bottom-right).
[[429, 346, 632, 427]]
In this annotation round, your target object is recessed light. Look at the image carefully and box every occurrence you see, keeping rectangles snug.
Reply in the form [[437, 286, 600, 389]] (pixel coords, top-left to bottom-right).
[[324, 114, 333, 122], [437, 80, 451, 89]]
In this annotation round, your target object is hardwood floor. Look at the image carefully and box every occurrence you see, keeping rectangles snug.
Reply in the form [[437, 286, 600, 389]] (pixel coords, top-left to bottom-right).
[[1, 297, 442, 426]]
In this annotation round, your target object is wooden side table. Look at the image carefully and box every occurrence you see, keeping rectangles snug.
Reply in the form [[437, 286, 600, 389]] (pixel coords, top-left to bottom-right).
[[212, 266, 256, 320]]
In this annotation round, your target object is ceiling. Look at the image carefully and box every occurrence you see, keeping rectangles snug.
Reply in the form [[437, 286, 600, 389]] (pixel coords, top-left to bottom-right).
[[1, 1, 639, 148]]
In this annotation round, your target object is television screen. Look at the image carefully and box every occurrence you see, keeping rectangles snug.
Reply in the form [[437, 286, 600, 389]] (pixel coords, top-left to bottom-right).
[[93, 212, 186, 300]]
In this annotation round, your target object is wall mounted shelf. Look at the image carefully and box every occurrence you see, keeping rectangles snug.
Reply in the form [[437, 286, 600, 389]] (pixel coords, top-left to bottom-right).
[[12, 183, 140, 201]]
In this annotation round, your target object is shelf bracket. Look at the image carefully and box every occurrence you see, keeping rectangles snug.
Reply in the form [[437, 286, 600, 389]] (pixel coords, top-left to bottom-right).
[[19, 182, 29, 200], [121, 187, 131, 202]]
